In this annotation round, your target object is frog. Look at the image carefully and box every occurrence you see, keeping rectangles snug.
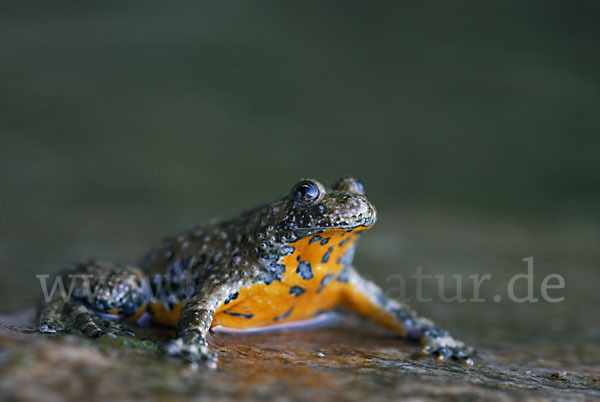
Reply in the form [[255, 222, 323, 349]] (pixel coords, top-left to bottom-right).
[[37, 177, 474, 368]]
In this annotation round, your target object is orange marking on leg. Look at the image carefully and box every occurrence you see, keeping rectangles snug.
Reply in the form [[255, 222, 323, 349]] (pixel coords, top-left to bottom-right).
[[124, 305, 147, 323], [342, 284, 406, 336], [149, 302, 183, 327]]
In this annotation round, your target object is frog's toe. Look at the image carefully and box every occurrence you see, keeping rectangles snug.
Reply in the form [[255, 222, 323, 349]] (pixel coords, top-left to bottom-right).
[[420, 344, 474, 366], [98, 318, 135, 338], [38, 301, 69, 334], [164, 338, 218, 369], [38, 321, 64, 334], [418, 326, 475, 365], [39, 300, 138, 348]]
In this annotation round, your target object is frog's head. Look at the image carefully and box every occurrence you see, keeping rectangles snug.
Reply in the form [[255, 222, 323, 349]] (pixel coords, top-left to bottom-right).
[[247, 177, 376, 269], [283, 177, 376, 232], [257, 177, 376, 247]]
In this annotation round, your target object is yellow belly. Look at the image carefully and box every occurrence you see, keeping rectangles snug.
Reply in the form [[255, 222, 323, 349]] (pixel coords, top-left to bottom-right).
[[211, 280, 345, 328], [150, 228, 361, 329]]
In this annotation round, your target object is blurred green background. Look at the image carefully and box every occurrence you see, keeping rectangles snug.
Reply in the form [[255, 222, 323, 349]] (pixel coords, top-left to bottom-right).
[[1, 2, 598, 350]]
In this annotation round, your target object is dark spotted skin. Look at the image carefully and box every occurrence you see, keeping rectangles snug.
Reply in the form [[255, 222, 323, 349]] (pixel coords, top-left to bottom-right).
[[274, 307, 294, 321], [322, 247, 333, 263], [309, 235, 322, 244], [317, 274, 335, 293], [224, 292, 239, 304], [289, 286, 306, 296], [37, 177, 474, 368], [296, 261, 314, 280], [223, 311, 253, 319]]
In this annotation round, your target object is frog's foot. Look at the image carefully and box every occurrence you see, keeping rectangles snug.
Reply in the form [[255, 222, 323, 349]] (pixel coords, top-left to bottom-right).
[[38, 301, 67, 334], [419, 327, 475, 366], [38, 301, 134, 339], [68, 302, 135, 338], [164, 337, 218, 369]]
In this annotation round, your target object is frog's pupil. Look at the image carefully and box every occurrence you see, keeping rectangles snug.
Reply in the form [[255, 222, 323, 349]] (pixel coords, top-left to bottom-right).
[[293, 181, 319, 204]]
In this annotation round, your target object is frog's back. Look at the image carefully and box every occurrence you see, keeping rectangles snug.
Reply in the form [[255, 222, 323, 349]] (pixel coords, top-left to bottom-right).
[[138, 219, 247, 325], [140, 203, 270, 278]]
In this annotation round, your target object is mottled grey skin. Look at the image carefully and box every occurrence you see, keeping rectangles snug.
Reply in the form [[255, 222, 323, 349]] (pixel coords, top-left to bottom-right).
[[38, 177, 474, 368]]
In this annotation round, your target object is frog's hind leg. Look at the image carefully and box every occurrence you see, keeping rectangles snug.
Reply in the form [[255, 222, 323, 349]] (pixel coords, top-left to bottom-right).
[[68, 301, 135, 338], [38, 300, 67, 334], [339, 265, 474, 365], [39, 299, 134, 338], [37, 259, 149, 339]]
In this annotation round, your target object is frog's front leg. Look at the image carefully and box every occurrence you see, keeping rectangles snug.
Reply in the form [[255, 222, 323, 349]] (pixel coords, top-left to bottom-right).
[[340, 266, 474, 365], [164, 280, 242, 369]]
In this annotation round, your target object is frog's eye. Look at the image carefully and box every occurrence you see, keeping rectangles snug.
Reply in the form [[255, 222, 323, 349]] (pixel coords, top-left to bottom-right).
[[354, 179, 364, 194], [291, 180, 321, 205], [333, 176, 365, 195]]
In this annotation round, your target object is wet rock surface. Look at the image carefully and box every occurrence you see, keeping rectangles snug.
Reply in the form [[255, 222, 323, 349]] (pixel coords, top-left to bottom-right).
[[1, 310, 598, 401], [1, 215, 598, 401]]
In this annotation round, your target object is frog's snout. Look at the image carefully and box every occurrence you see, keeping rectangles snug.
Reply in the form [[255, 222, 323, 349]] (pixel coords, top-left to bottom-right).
[[350, 194, 377, 228], [363, 200, 377, 227], [319, 192, 377, 229]]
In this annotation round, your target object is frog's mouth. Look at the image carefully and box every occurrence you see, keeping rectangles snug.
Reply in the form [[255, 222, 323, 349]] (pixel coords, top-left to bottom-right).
[[294, 222, 374, 233], [281, 189, 377, 235], [288, 218, 376, 243], [296, 202, 377, 232]]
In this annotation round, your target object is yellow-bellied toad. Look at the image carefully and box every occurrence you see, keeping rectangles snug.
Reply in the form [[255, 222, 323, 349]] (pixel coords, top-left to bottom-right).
[[38, 177, 474, 368]]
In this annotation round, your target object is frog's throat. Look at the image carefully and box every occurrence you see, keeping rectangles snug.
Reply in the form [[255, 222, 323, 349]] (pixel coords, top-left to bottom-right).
[[281, 226, 364, 276]]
